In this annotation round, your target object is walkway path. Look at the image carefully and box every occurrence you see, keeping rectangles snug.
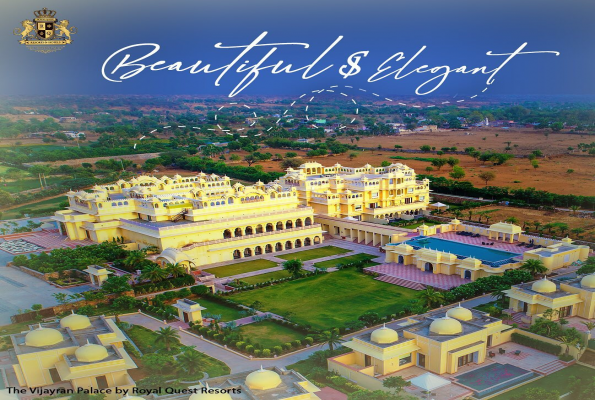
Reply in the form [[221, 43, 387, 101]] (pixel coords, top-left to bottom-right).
[[366, 263, 471, 290]]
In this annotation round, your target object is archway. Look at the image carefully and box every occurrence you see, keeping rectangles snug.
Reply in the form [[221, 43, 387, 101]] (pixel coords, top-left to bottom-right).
[[223, 229, 232, 239], [424, 262, 434, 272], [275, 242, 283, 252], [276, 222, 283, 231], [295, 239, 302, 248], [245, 226, 254, 235], [265, 244, 273, 253], [255, 246, 263, 255], [305, 217, 312, 226], [286, 220, 293, 229], [285, 241, 293, 250], [398, 255, 405, 264], [256, 224, 263, 234], [464, 270, 472, 280], [266, 223, 274, 232], [244, 248, 252, 257], [314, 236, 321, 245], [304, 237, 312, 246], [234, 228, 243, 237], [295, 219, 303, 228], [233, 250, 241, 259]]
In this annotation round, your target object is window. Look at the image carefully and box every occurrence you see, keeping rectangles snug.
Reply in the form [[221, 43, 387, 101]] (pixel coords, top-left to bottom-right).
[[49, 368, 62, 383], [96, 375, 109, 390], [371, 192, 379, 199], [399, 354, 412, 366]]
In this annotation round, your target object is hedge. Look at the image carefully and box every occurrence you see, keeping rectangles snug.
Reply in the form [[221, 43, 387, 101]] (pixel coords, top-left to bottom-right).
[[511, 332, 561, 355], [589, 339, 595, 350]]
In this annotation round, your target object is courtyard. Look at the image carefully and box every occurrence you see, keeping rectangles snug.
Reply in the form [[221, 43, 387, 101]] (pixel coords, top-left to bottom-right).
[[202, 259, 278, 278], [236, 320, 306, 349], [229, 269, 418, 330], [276, 245, 351, 261]]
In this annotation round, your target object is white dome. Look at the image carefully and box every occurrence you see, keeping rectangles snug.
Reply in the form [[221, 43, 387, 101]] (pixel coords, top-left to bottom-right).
[[531, 277, 556, 293], [446, 304, 473, 321], [245, 367, 282, 390], [25, 326, 63, 347], [370, 324, 399, 344], [429, 316, 463, 335]]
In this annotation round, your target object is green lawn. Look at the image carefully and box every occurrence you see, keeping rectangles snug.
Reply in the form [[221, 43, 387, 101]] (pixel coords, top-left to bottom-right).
[[490, 364, 594, 400], [313, 253, 378, 270], [0, 320, 32, 335], [195, 298, 244, 322], [400, 221, 441, 229], [2, 177, 64, 193], [237, 320, 305, 348], [241, 270, 292, 285], [276, 246, 351, 261], [230, 269, 417, 330], [1, 196, 67, 220], [204, 259, 278, 278]]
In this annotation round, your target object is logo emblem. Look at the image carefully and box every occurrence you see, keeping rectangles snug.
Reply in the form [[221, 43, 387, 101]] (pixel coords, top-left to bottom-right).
[[13, 8, 77, 53]]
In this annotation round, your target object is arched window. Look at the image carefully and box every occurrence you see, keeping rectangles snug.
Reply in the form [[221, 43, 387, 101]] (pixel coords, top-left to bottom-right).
[[276, 222, 283, 231], [295, 239, 302, 248], [255, 246, 263, 255], [285, 241, 293, 250], [245, 226, 253, 235], [266, 223, 274, 232], [295, 219, 303, 228], [314, 236, 321, 245], [265, 244, 273, 253], [286, 220, 293, 229], [275, 242, 283, 252], [256, 225, 263, 234], [234, 228, 243, 237], [233, 250, 242, 259], [244, 248, 252, 257], [304, 237, 312, 246], [223, 229, 232, 239], [305, 217, 312, 226]]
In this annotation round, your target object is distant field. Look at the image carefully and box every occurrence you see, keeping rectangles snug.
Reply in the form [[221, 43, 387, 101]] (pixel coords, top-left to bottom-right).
[[2, 177, 63, 193], [1, 196, 67, 220]]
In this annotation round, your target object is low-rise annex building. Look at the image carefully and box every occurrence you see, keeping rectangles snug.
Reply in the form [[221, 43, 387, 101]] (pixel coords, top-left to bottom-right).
[[504, 273, 595, 324], [328, 306, 511, 391], [53, 173, 323, 269], [276, 162, 430, 222], [10, 314, 136, 399]]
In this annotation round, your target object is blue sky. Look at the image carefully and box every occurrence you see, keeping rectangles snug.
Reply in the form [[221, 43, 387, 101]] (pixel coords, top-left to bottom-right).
[[1, 0, 594, 99]]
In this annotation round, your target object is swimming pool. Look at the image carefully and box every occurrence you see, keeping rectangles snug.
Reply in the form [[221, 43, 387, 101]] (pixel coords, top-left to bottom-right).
[[403, 237, 520, 263]]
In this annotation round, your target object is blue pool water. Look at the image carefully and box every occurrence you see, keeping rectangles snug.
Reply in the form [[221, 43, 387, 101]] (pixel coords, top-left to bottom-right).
[[403, 237, 520, 263]]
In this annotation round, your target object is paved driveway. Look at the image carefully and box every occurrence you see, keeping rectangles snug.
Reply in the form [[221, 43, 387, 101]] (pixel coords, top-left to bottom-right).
[[0, 266, 91, 325]]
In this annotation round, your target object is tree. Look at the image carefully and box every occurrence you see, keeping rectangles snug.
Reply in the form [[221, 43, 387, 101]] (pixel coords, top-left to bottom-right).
[[431, 158, 447, 171], [111, 295, 137, 311], [141, 353, 175, 374], [383, 376, 410, 394], [510, 387, 559, 400], [154, 326, 180, 352], [122, 250, 147, 270], [449, 166, 465, 180], [504, 217, 519, 224], [139, 264, 168, 283], [316, 328, 344, 352], [417, 287, 444, 308], [542, 308, 559, 321], [358, 311, 380, 326], [176, 348, 202, 376], [349, 389, 401, 400], [519, 259, 548, 277], [577, 257, 595, 275], [420, 145, 431, 152], [52, 292, 70, 305], [569, 205, 581, 215], [101, 275, 132, 294], [478, 171, 496, 187], [558, 335, 578, 356], [164, 262, 187, 278], [349, 152, 358, 160], [282, 259, 304, 278], [446, 157, 460, 169], [0, 190, 14, 207]]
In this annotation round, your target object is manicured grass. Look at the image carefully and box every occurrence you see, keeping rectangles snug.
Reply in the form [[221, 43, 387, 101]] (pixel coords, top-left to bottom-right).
[[2, 177, 64, 193], [313, 253, 378, 270], [195, 298, 243, 322], [1, 196, 67, 220], [276, 246, 351, 261], [400, 220, 441, 229], [490, 364, 594, 400], [204, 259, 278, 278], [241, 270, 291, 285], [0, 320, 36, 335], [230, 269, 418, 330], [237, 320, 305, 348]]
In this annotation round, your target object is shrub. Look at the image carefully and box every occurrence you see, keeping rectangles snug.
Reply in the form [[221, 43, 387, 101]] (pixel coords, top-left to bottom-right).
[[304, 337, 314, 345], [328, 375, 350, 387], [261, 349, 271, 357], [235, 341, 246, 350], [273, 345, 283, 355], [511, 333, 561, 355], [559, 353, 573, 361], [245, 345, 254, 354], [253, 349, 261, 357], [77, 305, 94, 315], [190, 285, 209, 296], [198, 326, 209, 335], [293, 339, 302, 348], [283, 342, 293, 350]]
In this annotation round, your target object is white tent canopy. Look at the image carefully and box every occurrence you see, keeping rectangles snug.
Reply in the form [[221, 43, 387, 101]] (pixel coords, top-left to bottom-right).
[[409, 372, 451, 392], [430, 202, 448, 208]]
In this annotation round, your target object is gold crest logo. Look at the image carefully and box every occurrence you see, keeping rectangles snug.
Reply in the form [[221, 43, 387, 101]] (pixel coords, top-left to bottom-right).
[[13, 8, 77, 53]]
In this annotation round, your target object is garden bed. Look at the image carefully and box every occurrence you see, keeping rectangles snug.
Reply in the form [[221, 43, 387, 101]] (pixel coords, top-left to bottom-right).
[[236, 320, 306, 349], [312, 253, 379, 270], [203, 259, 277, 278], [276, 246, 351, 261]]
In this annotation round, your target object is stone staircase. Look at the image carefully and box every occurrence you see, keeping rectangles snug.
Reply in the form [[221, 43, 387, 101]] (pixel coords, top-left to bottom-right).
[[534, 360, 567, 375], [375, 275, 427, 290]]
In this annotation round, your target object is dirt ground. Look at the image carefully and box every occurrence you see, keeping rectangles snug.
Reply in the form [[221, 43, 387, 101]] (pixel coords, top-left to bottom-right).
[[28, 152, 162, 167], [442, 205, 595, 241]]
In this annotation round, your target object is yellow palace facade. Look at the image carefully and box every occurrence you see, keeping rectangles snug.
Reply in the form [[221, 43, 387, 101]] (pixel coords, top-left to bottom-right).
[[53, 173, 323, 268]]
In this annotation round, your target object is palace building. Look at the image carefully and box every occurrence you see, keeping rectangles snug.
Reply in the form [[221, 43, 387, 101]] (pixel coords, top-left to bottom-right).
[[328, 305, 512, 391], [504, 273, 595, 324], [53, 173, 323, 269], [276, 162, 430, 222], [10, 314, 136, 399]]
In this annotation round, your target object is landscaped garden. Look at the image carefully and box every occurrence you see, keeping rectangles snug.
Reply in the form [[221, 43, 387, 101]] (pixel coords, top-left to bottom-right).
[[196, 298, 244, 322], [239, 270, 291, 285], [312, 253, 378, 270], [236, 320, 305, 349], [1, 196, 68, 220], [204, 259, 277, 278], [229, 269, 418, 330], [276, 245, 351, 261]]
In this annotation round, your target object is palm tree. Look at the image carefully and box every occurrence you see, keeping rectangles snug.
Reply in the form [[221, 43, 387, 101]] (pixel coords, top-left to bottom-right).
[[571, 228, 585, 239], [154, 326, 180, 352], [581, 321, 595, 333], [533, 221, 542, 232], [176, 349, 202, 375], [491, 289, 508, 306], [569, 205, 581, 216], [467, 210, 474, 221], [139, 264, 168, 283], [123, 250, 147, 270], [505, 217, 519, 224], [416, 288, 444, 309], [519, 259, 548, 278], [165, 262, 187, 278], [452, 210, 463, 219], [557, 335, 578, 356], [316, 328, 344, 352]]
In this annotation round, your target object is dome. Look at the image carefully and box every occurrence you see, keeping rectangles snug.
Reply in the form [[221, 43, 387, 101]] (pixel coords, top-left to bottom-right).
[[531, 277, 556, 293], [75, 343, 109, 362], [370, 324, 399, 344], [429, 316, 463, 335], [245, 367, 282, 391], [581, 274, 595, 289], [60, 311, 91, 331], [25, 325, 63, 347], [446, 304, 473, 321]]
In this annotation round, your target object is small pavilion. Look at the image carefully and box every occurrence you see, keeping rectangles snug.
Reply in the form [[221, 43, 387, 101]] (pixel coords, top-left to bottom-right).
[[83, 265, 112, 287], [487, 222, 523, 243]]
